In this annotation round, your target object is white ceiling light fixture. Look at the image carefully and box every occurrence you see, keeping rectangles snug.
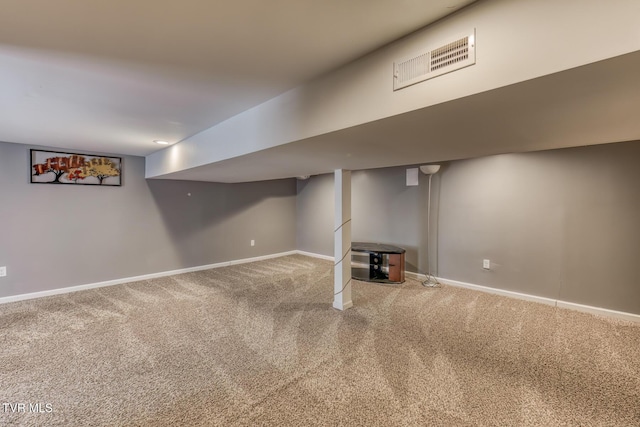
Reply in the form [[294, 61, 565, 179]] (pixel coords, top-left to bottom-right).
[[420, 164, 441, 288], [154, 140, 170, 145]]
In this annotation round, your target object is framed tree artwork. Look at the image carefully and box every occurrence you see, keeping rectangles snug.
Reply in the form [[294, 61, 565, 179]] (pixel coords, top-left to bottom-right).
[[30, 149, 122, 186]]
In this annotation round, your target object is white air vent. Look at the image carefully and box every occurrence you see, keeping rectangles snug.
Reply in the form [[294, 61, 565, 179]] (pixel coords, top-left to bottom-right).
[[393, 29, 476, 91]]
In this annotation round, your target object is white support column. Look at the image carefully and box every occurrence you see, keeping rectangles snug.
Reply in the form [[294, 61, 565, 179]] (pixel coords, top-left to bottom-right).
[[333, 169, 353, 311]]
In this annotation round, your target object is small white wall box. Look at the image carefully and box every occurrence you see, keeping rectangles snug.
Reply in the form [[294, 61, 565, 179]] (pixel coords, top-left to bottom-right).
[[406, 168, 419, 186]]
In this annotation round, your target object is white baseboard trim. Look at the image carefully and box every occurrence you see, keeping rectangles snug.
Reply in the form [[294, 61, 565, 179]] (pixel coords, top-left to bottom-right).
[[8, 249, 637, 323], [295, 250, 334, 262], [0, 250, 298, 305], [333, 300, 353, 311], [293, 251, 640, 323], [227, 250, 298, 266], [437, 277, 557, 307], [555, 300, 640, 323], [404, 271, 424, 281], [437, 277, 640, 323]]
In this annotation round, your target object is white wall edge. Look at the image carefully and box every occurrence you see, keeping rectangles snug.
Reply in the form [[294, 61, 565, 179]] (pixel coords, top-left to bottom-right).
[[7, 249, 637, 323], [337, 256, 640, 322], [294, 252, 640, 323], [556, 300, 640, 324], [295, 250, 334, 262], [405, 271, 425, 281], [438, 277, 557, 306], [438, 277, 640, 323], [227, 250, 298, 266], [0, 250, 298, 305]]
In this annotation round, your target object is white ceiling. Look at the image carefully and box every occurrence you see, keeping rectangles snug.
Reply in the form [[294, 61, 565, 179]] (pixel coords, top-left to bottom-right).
[[0, 0, 476, 157]]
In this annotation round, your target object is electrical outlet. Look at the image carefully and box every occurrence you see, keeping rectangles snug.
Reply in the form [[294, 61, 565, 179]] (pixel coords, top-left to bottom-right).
[[250, 240, 255, 247], [483, 259, 490, 270], [0, 266, 6, 277]]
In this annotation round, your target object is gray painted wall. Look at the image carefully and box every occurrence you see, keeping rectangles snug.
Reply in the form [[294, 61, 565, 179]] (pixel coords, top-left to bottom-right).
[[0, 142, 297, 299], [296, 174, 334, 257], [296, 141, 640, 315], [439, 141, 640, 315], [296, 168, 434, 273]]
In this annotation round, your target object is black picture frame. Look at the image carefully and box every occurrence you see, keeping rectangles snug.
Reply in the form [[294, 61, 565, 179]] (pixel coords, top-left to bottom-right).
[[30, 149, 122, 186]]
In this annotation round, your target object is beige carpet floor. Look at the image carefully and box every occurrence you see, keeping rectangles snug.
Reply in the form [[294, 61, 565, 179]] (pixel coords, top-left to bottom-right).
[[1, 254, 639, 426]]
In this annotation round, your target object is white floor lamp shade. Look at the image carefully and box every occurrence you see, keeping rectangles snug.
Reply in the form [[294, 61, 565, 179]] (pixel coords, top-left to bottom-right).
[[419, 165, 441, 175]]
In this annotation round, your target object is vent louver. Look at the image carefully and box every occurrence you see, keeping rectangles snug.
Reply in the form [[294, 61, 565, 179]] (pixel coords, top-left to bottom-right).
[[393, 29, 476, 91]]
